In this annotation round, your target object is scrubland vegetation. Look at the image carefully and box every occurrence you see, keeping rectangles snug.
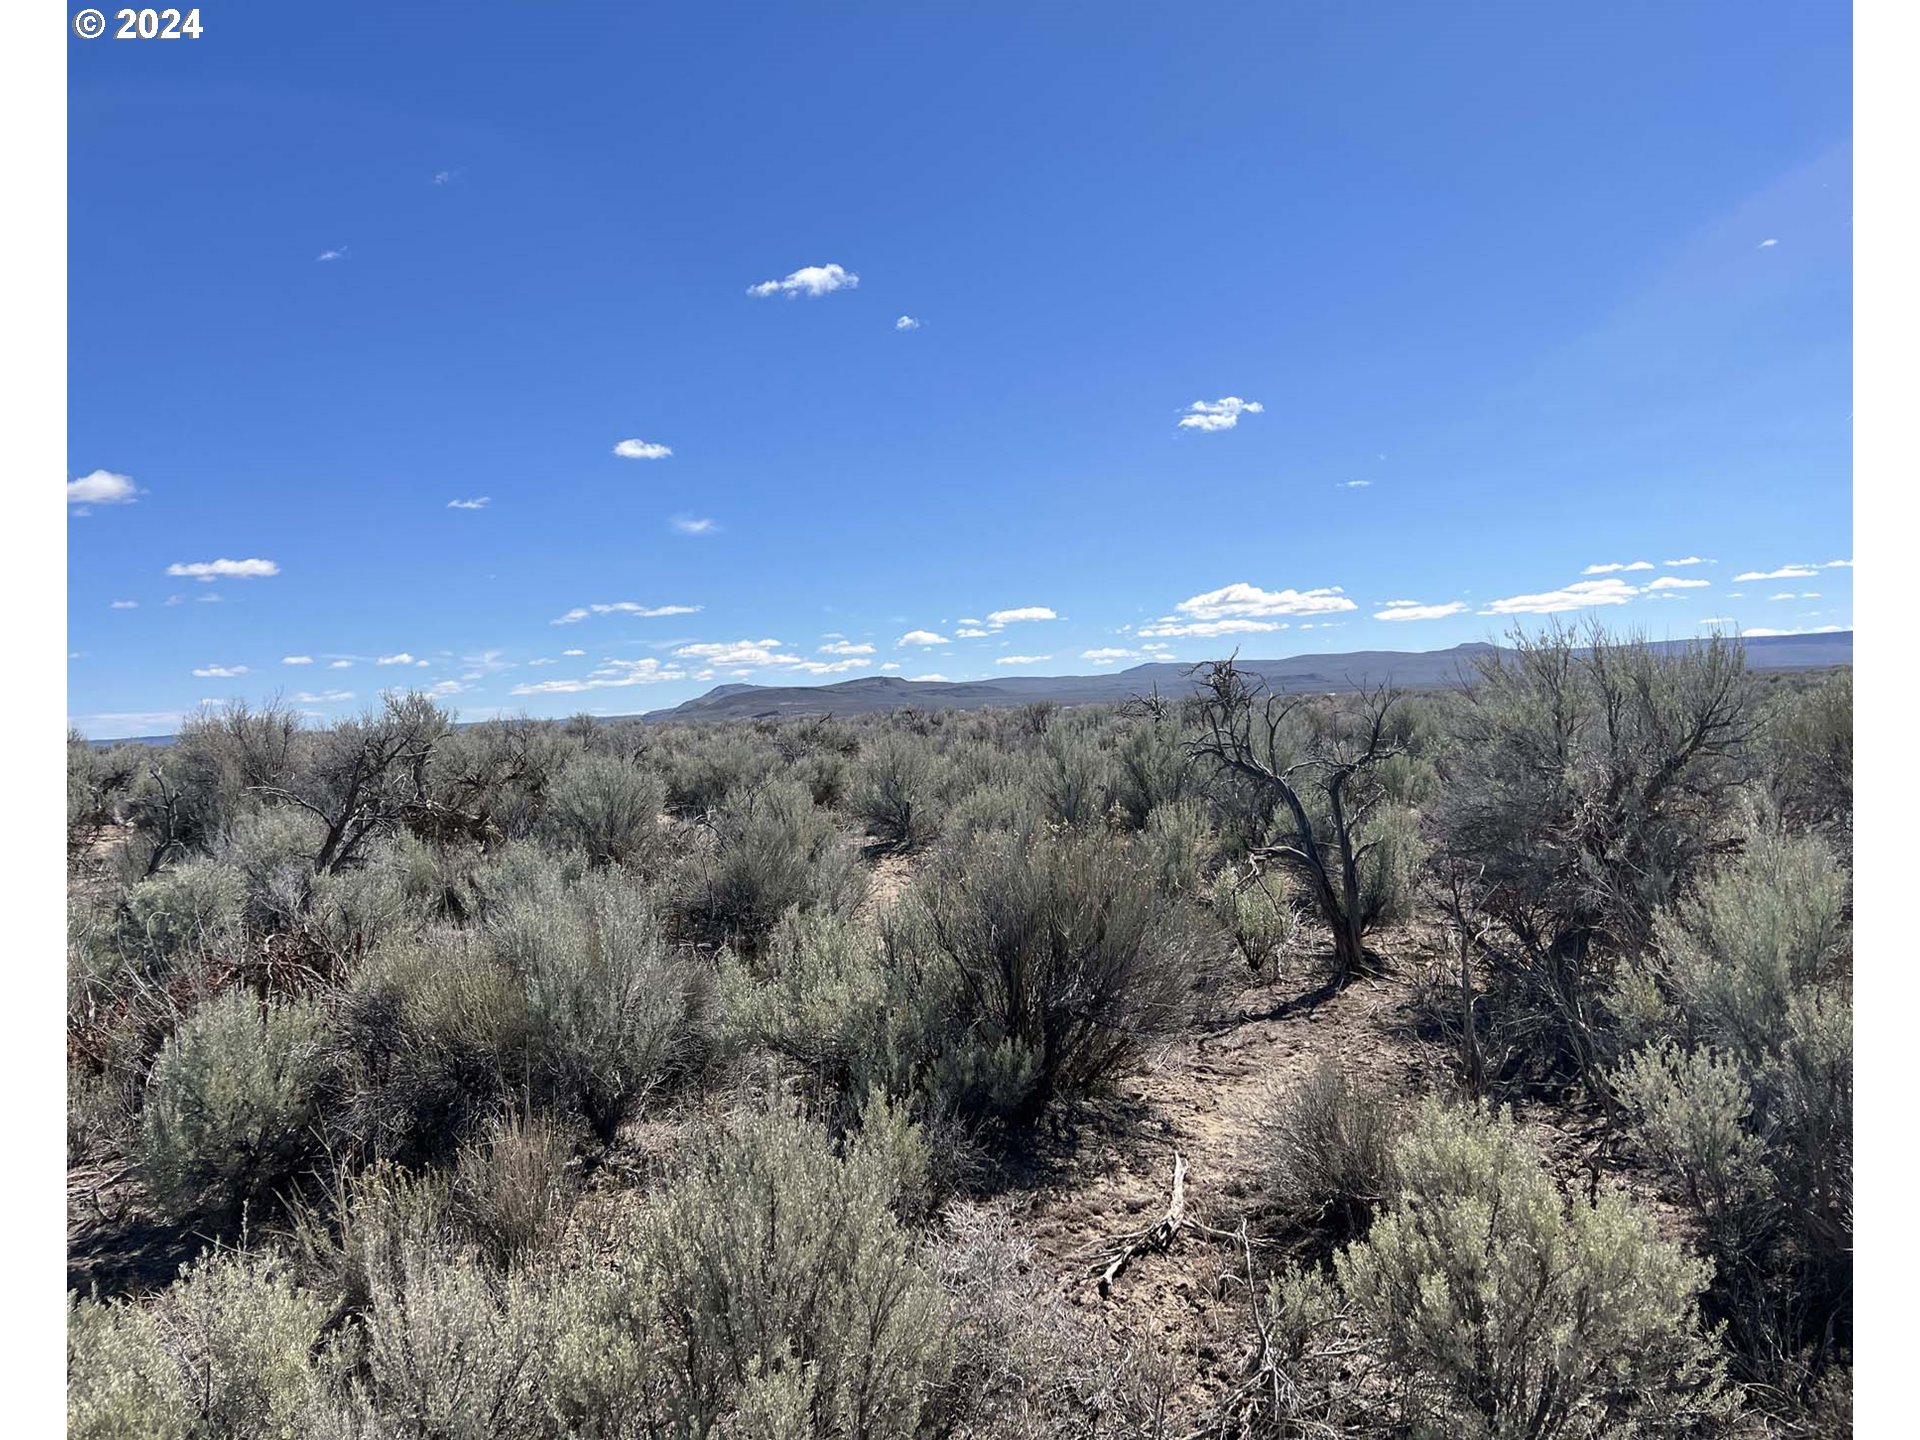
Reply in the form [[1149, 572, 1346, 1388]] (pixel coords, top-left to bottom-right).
[[66, 626, 1852, 1437]]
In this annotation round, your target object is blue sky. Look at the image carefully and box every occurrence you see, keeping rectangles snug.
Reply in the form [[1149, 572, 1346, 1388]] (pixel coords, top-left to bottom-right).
[[67, 3, 1852, 737]]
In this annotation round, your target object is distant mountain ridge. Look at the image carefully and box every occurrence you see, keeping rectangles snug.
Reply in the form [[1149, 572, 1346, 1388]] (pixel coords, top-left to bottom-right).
[[636, 632, 1852, 724], [86, 633, 1851, 744]]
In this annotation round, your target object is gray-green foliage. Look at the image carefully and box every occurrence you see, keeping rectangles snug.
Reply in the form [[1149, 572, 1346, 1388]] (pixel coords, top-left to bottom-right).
[[1264, 1066, 1404, 1239], [139, 987, 333, 1219], [894, 828, 1193, 1124], [851, 730, 950, 851], [540, 751, 667, 867], [673, 777, 865, 952], [69, 1248, 335, 1440], [487, 865, 709, 1141], [1298, 1101, 1735, 1438], [1612, 828, 1853, 1381], [550, 1106, 953, 1438]]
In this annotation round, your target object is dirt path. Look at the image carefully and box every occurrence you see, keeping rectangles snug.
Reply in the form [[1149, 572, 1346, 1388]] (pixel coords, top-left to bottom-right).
[[1005, 938, 1442, 1427]]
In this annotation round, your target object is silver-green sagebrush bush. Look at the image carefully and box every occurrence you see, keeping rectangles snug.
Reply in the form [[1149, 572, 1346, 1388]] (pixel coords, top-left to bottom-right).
[[547, 1106, 953, 1438], [1269, 1100, 1735, 1439], [539, 751, 668, 867], [139, 987, 333, 1220]]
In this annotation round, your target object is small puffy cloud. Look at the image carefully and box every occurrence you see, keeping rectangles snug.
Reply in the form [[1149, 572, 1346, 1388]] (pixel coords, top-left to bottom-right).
[[1138, 617, 1284, 639], [1338, 480, 1371, 489], [994, 655, 1052, 666], [282, 655, 313, 665], [911, 673, 950, 682], [954, 627, 992, 639], [192, 664, 248, 678], [667, 638, 867, 676], [376, 653, 416, 666], [897, 630, 949, 646], [613, 439, 672, 460], [317, 248, 345, 262], [820, 641, 874, 655], [1082, 648, 1139, 663], [747, 263, 858, 298], [1733, 564, 1819, 581], [562, 648, 585, 657], [167, 557, 279, 582], [675, 639, 787, 667], [552, 601, 701, 625], [1479, 578, 1638, 615], [895, 315, 920, 331], [1177, 397, 1264, 432], [68, 470, 140, 507], [447, 497, 490, 510], [1582, 560, 1656, 574], [110, 599, 139, 609], [293, 689, 353, 704], [1823, 558, 1853, 568], [1174, 583, 1356, 620], [1663, 556, 1713, 567], [986, 606, 1057, 624], [1758, 238, 1778, 248], [672, 516, 718, 535], [1374, 600, 1468, 622], [1645, 576, 1710, 590], [512, 657, 688, 695], [329, 659, 353, 669]]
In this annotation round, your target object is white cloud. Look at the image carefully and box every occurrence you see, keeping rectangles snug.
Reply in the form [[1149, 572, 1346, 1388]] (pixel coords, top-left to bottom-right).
[[376, 653, 416, 666], [672, 516, 717, 535], [613, 439, 673, 460], [329, 659, 353, 669], [166, 557, 280, 582], [1173, 582, 1356, 620], [995, 655, 1052, 666], [1823, 558, 1853, 568], [1582, 560, 1656, 574], [282, 655, 313, 665], [986, 606, 1057, 624], [192, 664, 248, 678], [1338, 480, 1371, 489], [68, 470, 140, 507], [1733, 565, 1819, 581], [447, 496, 490, 509], [911, 673, 950, 682], [512, 658, 688, 695], [552, 602, 702, 625], [895, 315, 920, 331], [1138, 618, 1284, 639], [317, 248, 345, 262], [747, 263, 859, 298], [1374, 600, 1468, 622], [954, 627, 992, 639], [293, 689, 353, 704], [1745, 625, 1844, 636], [897, 630, 949, 646], [1479, 578, 1639, 614], [1646, 576, 1710, 590], [1663, 556, 1714, 567], [675, 639, 788, 667], [1758, 238, 1778, 248], [197, 593, 222, 604], [820, 641, 874, 655], [1082, 648, 1139, 663], [1177, 396, 1264, 432], [110, 599, 139, 609], [562, 648, 585, 657]]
